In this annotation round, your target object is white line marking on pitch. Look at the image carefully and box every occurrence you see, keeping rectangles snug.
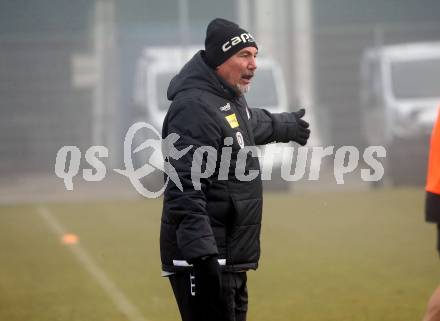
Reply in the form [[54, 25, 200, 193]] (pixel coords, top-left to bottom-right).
[[37, 205, 148, 321]]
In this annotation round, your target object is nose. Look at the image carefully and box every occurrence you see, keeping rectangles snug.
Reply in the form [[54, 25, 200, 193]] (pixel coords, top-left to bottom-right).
[[249, 56, 257, 71]]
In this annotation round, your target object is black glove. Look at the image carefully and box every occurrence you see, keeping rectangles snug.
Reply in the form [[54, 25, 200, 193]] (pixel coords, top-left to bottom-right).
[[292, 108, 310, 146], [192, 255, 222, 298], [270, 108, 311, 145]]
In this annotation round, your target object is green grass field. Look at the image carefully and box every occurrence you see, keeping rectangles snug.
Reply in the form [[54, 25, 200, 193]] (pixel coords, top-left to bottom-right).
[[0, 188, 438, 321]]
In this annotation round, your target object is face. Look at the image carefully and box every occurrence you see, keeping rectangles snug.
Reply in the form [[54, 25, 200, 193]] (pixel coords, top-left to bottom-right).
[[216, 46, 258, 94]]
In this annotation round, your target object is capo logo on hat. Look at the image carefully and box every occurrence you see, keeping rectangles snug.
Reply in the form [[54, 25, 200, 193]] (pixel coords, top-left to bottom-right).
[[204, 18, 258, 68]]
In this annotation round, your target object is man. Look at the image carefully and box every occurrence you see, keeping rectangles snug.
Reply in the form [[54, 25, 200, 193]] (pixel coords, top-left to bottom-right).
[[160, 18, 310, 321], [422, 107, 440, 321]]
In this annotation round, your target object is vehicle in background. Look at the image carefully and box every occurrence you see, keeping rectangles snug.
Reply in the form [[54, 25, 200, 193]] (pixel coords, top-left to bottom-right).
[[133, 46, 292, 190], [360, 42, 440, 186]]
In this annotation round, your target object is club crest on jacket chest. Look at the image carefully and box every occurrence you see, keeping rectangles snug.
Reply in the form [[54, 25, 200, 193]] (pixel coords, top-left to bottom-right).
[[236, 131, 245, 148]]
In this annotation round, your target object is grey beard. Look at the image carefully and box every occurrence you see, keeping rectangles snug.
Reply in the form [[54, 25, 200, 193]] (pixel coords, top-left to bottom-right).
[[236, 83, 251, 94]]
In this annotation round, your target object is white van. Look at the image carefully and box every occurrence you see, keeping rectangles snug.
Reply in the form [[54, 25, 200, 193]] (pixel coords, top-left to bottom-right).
[[133, 46, 291, 188], [360, 42, 440, 185]]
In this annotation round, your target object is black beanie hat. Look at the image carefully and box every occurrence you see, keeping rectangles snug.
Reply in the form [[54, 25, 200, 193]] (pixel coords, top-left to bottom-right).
[[204, 18, 258, 68]]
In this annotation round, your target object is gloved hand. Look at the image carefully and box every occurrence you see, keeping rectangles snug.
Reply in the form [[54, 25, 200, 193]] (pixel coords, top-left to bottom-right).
[[192, 255, 222, 298], [292, 108, 310, 146]]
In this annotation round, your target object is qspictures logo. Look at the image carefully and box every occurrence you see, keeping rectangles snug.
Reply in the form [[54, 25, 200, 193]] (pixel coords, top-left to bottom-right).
[[54, 122, 386, 198], [55, 122, 191, 198]]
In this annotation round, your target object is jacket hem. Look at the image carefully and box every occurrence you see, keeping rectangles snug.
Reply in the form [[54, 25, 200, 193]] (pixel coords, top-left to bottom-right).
[[161, 261, 258, 274]]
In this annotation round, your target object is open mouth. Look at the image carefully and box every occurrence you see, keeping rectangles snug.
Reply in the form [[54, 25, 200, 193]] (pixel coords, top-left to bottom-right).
[[241, 74, 254, 83]]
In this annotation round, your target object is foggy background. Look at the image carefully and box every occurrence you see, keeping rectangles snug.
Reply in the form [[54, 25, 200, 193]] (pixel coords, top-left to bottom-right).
[[0, 0, 439, 200]]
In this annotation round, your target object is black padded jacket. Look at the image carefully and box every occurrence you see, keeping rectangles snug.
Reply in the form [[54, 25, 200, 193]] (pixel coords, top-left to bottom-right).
[[160, 51, 304, 273]]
